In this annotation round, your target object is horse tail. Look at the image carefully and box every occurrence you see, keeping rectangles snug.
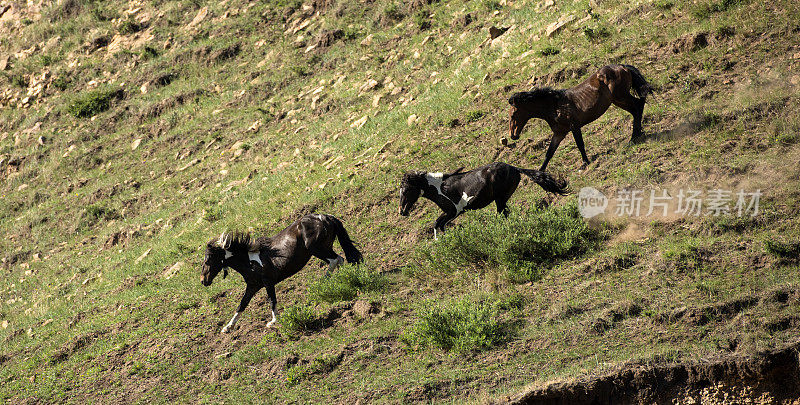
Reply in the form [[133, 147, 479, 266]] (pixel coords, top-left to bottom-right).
[[330, 216, 363, 264], [515, 167, 570, 195], [623, 64, 653, 101]]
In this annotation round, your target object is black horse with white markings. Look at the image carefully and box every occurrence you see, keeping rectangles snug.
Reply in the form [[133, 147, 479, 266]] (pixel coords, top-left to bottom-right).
[[399, 162, 568, 238], [200, 214, 362, 333]]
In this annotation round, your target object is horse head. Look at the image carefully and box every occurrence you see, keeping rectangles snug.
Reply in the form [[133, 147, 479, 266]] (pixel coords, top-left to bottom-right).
[[399, 171, 427, 216], [508, 89, 563, 140], [201, 233, 237, 286]]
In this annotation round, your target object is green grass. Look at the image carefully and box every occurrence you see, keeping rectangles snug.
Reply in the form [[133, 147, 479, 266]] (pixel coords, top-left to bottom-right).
[[402, 293, 522, 353], [308, 263, 387, 303], [413, 202, 606, 283], [66, 87, 121, 118], [1, 0, 799, 402]]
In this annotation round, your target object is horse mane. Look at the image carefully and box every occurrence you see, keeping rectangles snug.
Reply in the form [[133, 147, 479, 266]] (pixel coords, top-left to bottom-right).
[[508, 88, 566, 106], [444, 167, 465, 178], [401, 171, 427, 188], [217, 231, 260, 253]]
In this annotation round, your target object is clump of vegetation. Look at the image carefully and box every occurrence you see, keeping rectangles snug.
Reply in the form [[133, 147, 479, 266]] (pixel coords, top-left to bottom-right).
[[382, 3, 404, 23], [118, 18, 142, 35], [67, 88, 121, 118], [583, 26, 611, 41], [413, 9, 431, 30], [2, 71, 27, 88], [285, 353, 341, 386], [693, 0, 742, 19], [465, 110, 485, 122], [764, 238, 800, 261], [402, 293, 522, 352], [140, 46, 159, 60], [51, 75, 71, 91], [540, 46, 560, 56], [413, 203, 604, 283], [308, 264, 387, 303], [661, 238, 704, 271], [280, 304, 320, 334]]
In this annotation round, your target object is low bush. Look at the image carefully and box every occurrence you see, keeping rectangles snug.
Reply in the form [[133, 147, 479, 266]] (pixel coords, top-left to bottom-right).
[[308, 264, 387, 303], [413, 202, 604, 283], [402, 293, 522, 352]]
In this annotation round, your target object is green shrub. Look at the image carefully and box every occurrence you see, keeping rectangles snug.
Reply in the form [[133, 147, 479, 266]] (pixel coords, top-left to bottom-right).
[[67, 88, 121, 118], [279, 304, 319, 334], [661, 238, 704, 271], [764, 239, 800, 260], [540, 46, 560, 56], [583, 26, 611, 41], [693, 0, 742, 19], [413, 202, 604, 283], [308, 264, 387, 303], [402, 293, 520, 352], [464, 110, 485, 122]]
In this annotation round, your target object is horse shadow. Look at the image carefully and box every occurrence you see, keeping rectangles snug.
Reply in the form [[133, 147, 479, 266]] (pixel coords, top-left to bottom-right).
[[636, 112, 718, 143]]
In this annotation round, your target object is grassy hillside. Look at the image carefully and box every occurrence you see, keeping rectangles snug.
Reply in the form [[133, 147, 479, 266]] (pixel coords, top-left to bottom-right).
[[1, 0, 799, 402]]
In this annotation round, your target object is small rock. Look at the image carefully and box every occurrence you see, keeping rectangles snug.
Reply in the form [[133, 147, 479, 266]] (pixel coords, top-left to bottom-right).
[[545, 15, 576, 37], [791, 75, 800, 86], [360, 79, 379, 93], [407, 114, 418, 126], [131, 138, 142, 151], [163, 261, 183, 279], [1, 320, 8, 329], [17, 184, 28, 191], [215, 352, 232, 359], [372, 94, 383, 107], [350, 115, 368, 129], [187, 6, 209, 28], [360, 34, 374, 46], [135, 248, 152, 264]]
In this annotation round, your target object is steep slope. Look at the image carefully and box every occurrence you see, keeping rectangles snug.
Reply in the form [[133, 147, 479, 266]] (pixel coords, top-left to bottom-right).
[[1, 0, 800, 402]]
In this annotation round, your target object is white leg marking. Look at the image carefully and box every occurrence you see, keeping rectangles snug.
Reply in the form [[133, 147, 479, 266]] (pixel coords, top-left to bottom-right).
[[325, 256, 344, 275], [221, 311, 241, 334], [434, 228, 438, 241], [266, 309, 278, 328]]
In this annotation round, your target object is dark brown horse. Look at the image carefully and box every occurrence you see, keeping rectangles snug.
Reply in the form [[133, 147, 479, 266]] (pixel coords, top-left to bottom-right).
[[508, 64, 653, 171], [201, 214, 362, 333]]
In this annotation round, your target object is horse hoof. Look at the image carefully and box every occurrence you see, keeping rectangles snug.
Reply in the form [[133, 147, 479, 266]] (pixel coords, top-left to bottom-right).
[[221, 327, 231, 334]]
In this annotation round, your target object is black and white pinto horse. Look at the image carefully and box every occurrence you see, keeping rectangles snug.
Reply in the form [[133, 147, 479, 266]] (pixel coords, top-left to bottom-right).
[[201, 213, 363, 333], [399, 162, 568, 238]]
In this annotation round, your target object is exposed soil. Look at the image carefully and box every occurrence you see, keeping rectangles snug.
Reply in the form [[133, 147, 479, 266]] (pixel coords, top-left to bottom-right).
[[509, 340, 800, 404]]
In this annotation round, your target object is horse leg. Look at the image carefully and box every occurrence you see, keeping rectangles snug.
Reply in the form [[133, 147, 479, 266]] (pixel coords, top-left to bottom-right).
[[612, 93, 645, 141], [539, 131, 567, 171], [309, 246, 343, 276], [495, 198, 511, 217], [572, 127, 591, 168], [433, 212, 457, 240], [265, 283, 279, 328], [222, 284, 261, 334]]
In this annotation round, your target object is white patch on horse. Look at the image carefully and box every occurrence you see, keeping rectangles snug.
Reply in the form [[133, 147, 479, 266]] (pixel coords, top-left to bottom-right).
[[248, 251, 262, 267], [425, 172, 446, 198], [454, 192, 475, 214], [224, 250, 233, 259]]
